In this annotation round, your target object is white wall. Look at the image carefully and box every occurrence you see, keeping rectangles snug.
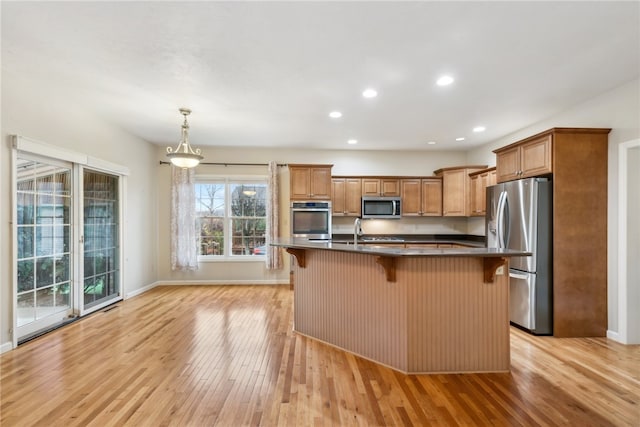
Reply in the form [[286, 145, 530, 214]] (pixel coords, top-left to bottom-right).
[[626, 145, 640, 343], [155, 146, 469, 283], [467, 78, 640, 342], [1, 71, 159, 351]]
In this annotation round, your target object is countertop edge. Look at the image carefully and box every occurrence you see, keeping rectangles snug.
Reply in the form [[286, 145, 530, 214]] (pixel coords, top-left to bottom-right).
[[272, 239, 530, 258]]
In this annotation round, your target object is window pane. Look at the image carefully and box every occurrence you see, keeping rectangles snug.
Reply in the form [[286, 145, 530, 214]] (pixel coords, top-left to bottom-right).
[[198, 217, 224, 255], [230, 218, 266, 256], [195, 183, 225, 216], [17, 259, 35, 292], [36, 257, 54, 288], [230, 184, 266, 217], [17, 192, 35, 225], [54, 283, 71, 307], [17, 292, 35, 327], [85, 252, 95, 277], [55, 254, 70, 283], [36, 225, 54, 256], [18, 226, 34, 259]]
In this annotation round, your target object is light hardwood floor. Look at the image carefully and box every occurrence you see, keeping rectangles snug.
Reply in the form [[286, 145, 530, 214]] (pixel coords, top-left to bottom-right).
[[1, 285, 638, 426]]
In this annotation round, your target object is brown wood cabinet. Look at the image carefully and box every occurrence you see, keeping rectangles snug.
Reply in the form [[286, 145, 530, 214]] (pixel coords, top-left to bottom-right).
[[469, 167, 497, 216], [289, 164, 333, 200], [361, 178, 400, 196], [331, 177, 362, 216], [494, 134, 552, 182], [434, 166, 486, 217], [401, 178, 442, 216], [494, 128, 611, 338]]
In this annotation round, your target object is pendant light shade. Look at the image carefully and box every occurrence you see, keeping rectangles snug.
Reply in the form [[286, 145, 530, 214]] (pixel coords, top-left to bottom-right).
[[166, 108, 203, 168]]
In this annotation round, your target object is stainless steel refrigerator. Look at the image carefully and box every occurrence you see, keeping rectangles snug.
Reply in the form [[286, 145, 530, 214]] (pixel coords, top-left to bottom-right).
[[486, 178, 553, 335]]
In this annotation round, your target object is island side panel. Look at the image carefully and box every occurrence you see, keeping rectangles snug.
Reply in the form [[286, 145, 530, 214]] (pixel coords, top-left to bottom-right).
[[293, 250, 409, 372], [404, 257, 510, 373]]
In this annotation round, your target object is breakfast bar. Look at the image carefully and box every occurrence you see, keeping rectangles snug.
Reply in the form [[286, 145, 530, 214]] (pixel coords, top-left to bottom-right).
[[272, 238, 530, 374]]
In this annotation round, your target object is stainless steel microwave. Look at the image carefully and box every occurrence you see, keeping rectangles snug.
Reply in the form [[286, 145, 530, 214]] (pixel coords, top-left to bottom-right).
[[361, 196, 402, 219]]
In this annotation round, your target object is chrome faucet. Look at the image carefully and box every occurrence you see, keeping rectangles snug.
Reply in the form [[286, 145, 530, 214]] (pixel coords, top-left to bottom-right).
[[354, 217, 364, 246]]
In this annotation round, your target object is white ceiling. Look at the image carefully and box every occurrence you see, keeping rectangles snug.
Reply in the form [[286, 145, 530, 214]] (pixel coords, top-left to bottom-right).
[[2, 1, 639, 151]]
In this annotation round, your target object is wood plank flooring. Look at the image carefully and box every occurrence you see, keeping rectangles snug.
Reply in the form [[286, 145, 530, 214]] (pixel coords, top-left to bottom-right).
[[1, 285, 638, 426]]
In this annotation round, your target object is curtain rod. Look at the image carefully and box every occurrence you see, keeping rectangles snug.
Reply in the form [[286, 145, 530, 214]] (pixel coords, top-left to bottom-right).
[[159, 161, 287, 167]]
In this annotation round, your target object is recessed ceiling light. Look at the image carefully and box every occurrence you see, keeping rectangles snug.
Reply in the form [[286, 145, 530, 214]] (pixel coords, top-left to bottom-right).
[[427, 141, 437, 145], [436, 75, 454, 86], [362, 88, 378, 98], [329, 111, 342, 118], [347, 139, 358, 145], [473, 126, 486, 132], [456, 137, 465, 141]]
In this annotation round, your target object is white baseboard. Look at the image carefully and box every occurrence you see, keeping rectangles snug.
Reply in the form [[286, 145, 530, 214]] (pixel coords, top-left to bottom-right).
[[1, 341, 14, 354], [124, 281, 160, 299], [156, 280, 289, 286], [607, 329, 622, 343]]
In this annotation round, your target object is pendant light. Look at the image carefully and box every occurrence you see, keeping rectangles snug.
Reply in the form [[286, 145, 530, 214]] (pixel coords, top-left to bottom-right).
[[166, 108, 203, 168]]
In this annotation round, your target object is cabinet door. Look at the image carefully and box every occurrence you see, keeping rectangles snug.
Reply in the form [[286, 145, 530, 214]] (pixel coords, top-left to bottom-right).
[[496, 146, 520, 183], [331, 178, 346, 215], [381, 179, 400, 196], [520, 135, 552, 178], [421, 178, 442, 216], [487, 169, 497, 187], [290, 167, 311, 199], [442, 169, 467, 216], [361, 179, 381, 196], [401, 179, 421, 216], [470, 174, 482, 216], [309, 167, 332, 199], [344, 178, 362, 216]]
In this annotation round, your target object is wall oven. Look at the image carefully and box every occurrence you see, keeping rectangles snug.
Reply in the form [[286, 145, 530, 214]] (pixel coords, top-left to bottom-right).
[[290, 201, 332, 239]]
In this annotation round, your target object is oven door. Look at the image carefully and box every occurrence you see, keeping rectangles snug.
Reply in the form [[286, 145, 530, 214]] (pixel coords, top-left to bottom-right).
[[291, 208, 331, 239]]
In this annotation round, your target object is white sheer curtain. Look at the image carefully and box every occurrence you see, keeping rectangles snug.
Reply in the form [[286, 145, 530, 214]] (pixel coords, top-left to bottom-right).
[[170, 166, 199, 271], [266, 161, 283, 270]]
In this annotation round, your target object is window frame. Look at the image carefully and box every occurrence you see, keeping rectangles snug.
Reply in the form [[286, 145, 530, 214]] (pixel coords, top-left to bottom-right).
[[195, 174, 268, 262]]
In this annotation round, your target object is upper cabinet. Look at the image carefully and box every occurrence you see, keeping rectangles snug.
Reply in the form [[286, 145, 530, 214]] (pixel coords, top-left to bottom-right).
[[361, 178, 401, 196], [469, 167, 496, 216], [401, 178, 442, 216], [494, 134, 552, 182], [332, 177, 362, 216], [434, 166, 486, 217], [289, 164, 333, 200]]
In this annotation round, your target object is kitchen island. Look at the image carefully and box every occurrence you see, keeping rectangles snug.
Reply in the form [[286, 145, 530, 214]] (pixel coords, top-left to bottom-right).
[[272, 238, 530, 374]]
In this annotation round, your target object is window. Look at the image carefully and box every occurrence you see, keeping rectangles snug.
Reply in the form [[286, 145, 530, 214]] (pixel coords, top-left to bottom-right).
[[195, 178, 267, 258]]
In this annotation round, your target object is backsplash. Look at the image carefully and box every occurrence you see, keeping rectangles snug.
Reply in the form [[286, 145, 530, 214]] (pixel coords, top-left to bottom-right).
[[332, 216, 470, 235]]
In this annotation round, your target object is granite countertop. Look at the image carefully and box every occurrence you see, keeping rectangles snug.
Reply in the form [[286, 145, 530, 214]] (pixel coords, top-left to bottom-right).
[[330, 234, 486, 248], [272, 238, 530, 258]]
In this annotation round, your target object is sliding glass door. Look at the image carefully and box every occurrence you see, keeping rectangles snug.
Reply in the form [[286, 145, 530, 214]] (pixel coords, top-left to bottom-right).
[[15, 154, 123, 341], [15, 157, 73, 338], [82, 169, 120, 311]]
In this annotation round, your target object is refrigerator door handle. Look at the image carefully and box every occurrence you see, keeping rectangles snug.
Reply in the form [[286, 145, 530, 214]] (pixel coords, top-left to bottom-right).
[[496, 191, 507, 248], [509, 272, 529, 280]]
